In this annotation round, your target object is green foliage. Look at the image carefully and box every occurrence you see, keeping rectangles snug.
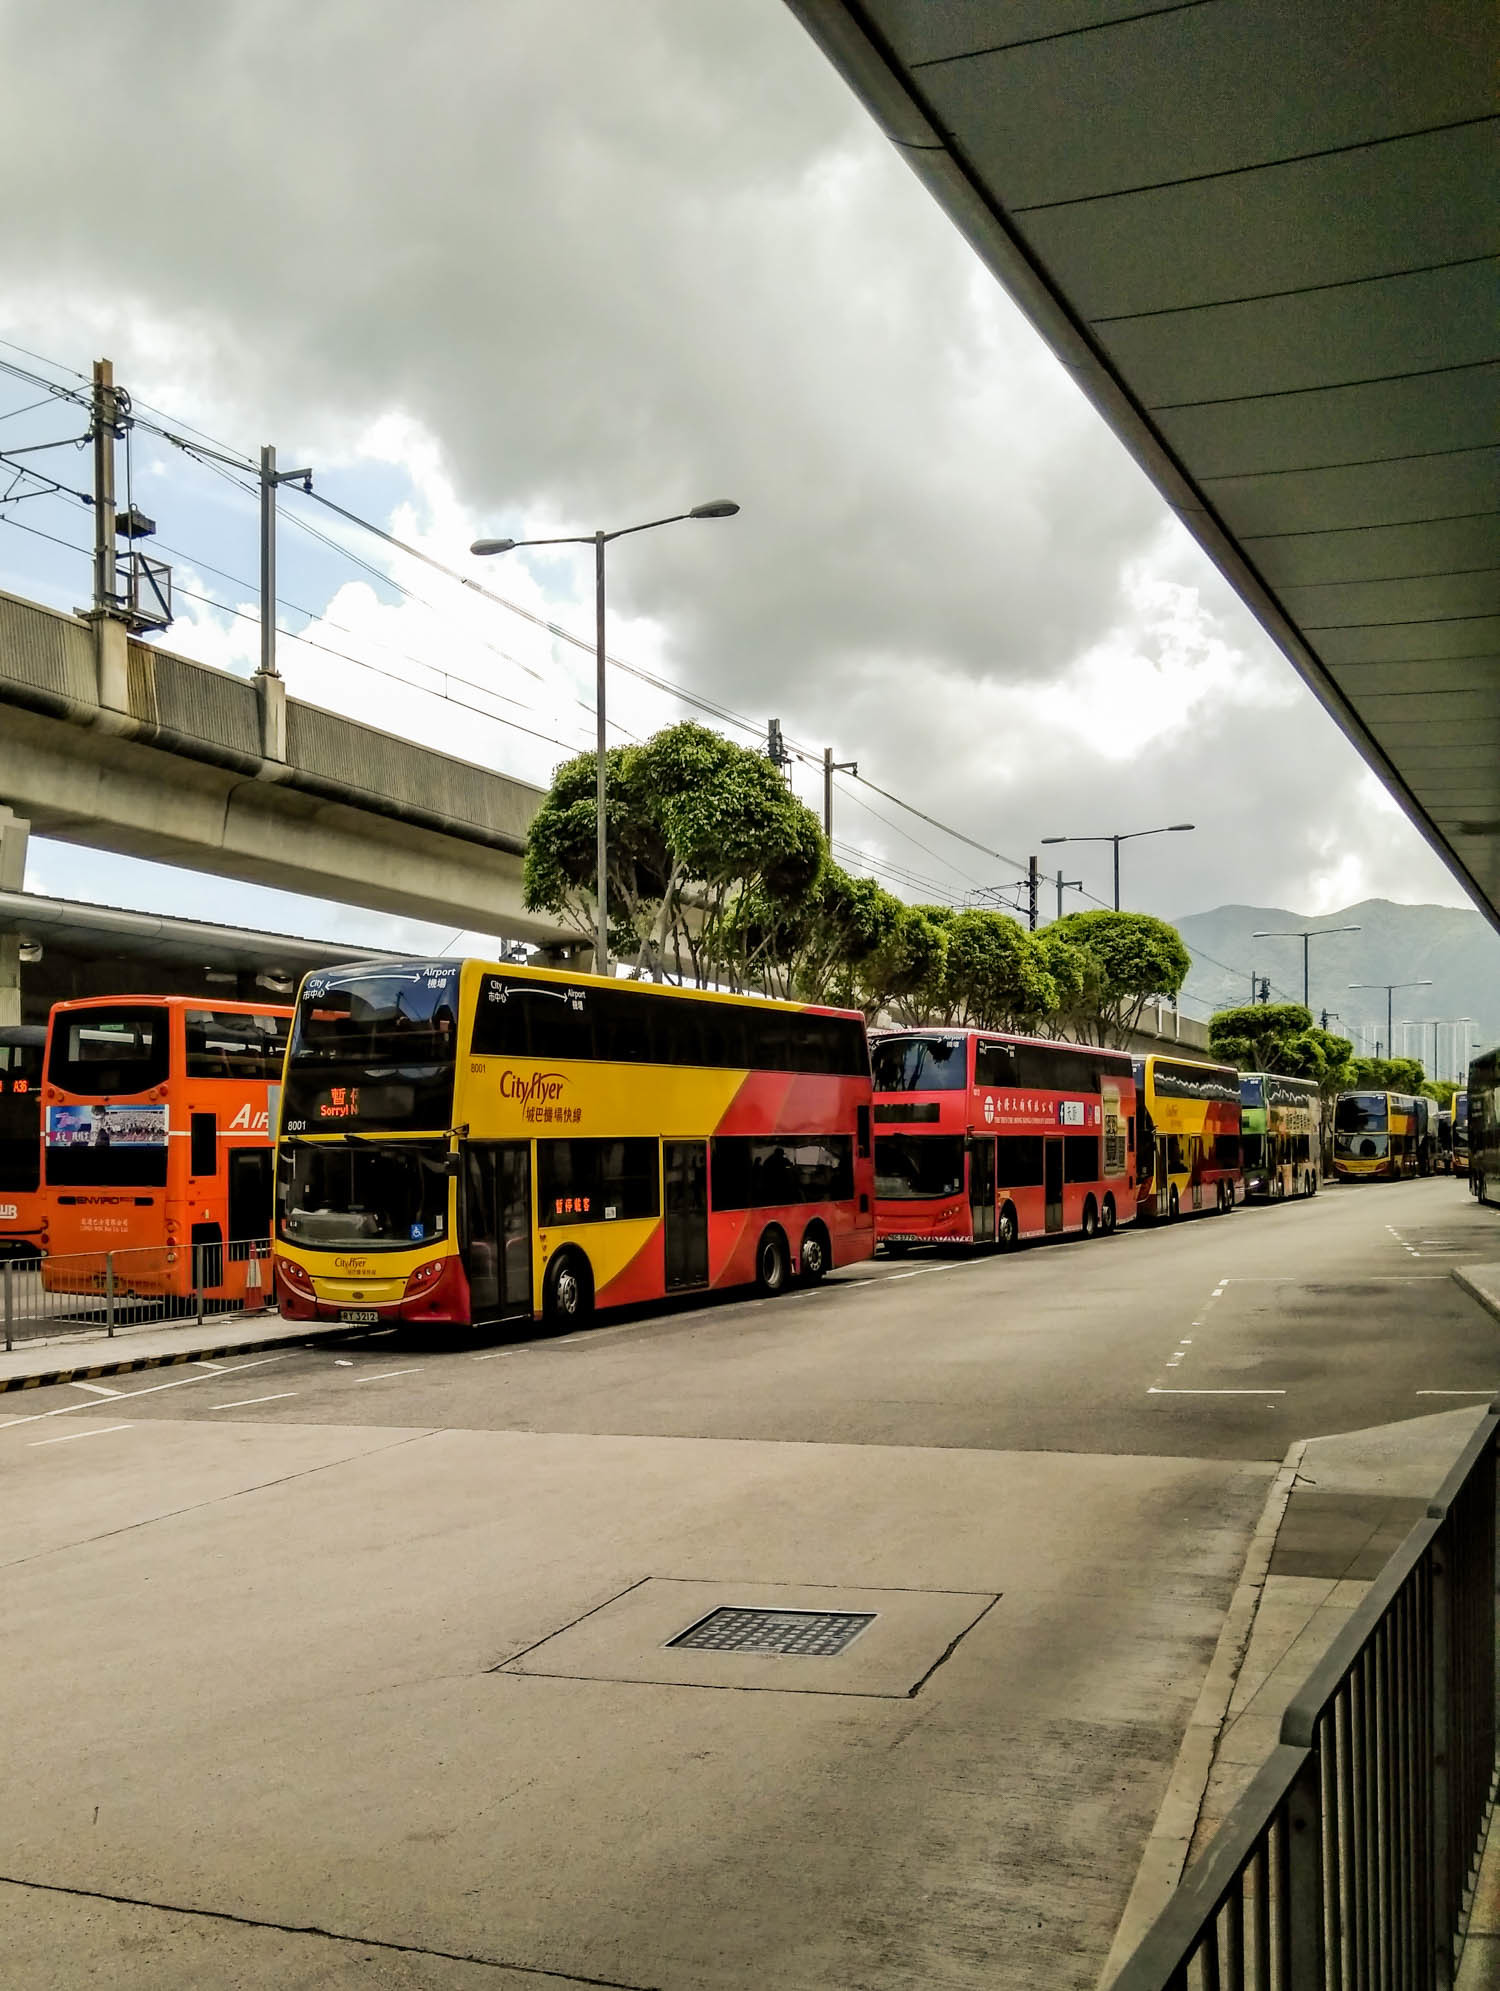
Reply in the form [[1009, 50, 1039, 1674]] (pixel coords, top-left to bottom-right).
[[1045, 910, 1191, 1046], [1423, 1079, 1458, 1109], [522, 722, 823, 986], [1351, 1056, 1426, 1095], [858, 902, 949, 1023], [943, 910, 1058, 1031]]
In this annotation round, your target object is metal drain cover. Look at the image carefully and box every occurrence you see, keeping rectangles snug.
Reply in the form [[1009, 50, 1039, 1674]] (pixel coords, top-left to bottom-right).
[[668, 1607, 875, 1657]]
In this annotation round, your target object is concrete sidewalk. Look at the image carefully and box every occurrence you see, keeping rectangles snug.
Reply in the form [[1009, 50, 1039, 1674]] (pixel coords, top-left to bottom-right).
[[0, 1305, 346, 1392], [1104, 1396, 1499, 1985]]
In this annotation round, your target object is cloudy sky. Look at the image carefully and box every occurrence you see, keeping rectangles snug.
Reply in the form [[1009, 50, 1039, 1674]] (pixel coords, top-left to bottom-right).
[[0, 0, 1470, 987]]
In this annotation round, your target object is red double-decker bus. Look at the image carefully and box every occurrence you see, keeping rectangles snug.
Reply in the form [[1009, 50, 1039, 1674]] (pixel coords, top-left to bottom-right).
[[873, 1030, 1137, 1249], [0, 1024, 46, 1261], [41, 996, 290, 1298]]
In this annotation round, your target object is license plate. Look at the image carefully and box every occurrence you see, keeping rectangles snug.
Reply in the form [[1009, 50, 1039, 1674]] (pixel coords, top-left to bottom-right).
[[339, 1309, 380, 1324]]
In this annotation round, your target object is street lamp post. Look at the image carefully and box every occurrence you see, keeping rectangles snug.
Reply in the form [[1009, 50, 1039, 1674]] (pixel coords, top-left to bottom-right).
[[1251, 925, 1361, 1009], [1038, 824, 1194, 911], [1349, 979, 1432, 1063], [471, 501, 739, 975]]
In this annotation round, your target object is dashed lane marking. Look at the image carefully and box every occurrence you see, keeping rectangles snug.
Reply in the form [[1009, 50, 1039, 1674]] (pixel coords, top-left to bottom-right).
[[1148, 1387, 1287, 1396], [67, 1380, 120, 1398], [208, 1393, 298, 1410], [355, 1369, 423, 1383]]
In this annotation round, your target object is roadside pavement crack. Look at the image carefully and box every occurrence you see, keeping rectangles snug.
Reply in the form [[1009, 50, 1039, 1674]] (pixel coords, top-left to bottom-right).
[[0, 1428, 444, 1571], [0, 1875, 659, 1988]]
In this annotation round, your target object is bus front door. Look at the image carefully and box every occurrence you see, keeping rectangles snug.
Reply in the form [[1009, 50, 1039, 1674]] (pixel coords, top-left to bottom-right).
[[664, 1140, 709, 1291], [969, 1136, 996, 1243], [1044, 1137, 1064, 1233], [462, 1143, 533, 1323]]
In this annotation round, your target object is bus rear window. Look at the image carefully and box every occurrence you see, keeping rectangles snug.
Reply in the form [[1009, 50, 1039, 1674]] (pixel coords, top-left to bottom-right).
[[49, 1007, 170, 1096]]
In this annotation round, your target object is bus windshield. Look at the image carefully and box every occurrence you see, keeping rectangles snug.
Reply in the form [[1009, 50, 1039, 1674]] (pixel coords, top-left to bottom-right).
[[872, 1037, 968, 1093], [874, 1132, 965, 1200], [277, 1139, 450, 1250], [283, 966, 459, 1131], [1335, 1093, 1389, 1133]]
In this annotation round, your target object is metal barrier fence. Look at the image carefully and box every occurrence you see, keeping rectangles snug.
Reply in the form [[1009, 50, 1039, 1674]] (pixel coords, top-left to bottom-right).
[[2, 1238, 274, 1348], [1112, 1405, 1499, 1990]]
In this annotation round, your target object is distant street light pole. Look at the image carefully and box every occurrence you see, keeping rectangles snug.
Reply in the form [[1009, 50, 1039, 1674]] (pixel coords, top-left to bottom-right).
[[1349, 979, 1432, 1063], [1039, 824, 1194, 910], [1251, 925, 1360, 1009], [471, 501, 739, 975]]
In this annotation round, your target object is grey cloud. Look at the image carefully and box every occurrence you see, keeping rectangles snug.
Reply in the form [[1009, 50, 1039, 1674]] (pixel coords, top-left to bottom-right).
[[0, 0, 1470, 924]]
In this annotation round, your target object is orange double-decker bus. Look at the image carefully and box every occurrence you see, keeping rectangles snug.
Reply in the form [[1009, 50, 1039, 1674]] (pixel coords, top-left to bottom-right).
[[41, 996, 290, 1297], [0, 1024, 46, 1261], [273, 958, 874, 1330]]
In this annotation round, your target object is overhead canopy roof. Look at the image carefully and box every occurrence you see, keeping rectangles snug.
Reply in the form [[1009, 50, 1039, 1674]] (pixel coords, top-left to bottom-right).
[[786, 1, 1499, 919]]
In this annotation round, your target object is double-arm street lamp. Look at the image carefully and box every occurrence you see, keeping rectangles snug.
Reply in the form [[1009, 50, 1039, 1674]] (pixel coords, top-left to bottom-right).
[[1349, 979, 1432, 1062], [1251, 924, 1360, 1009], [471, 501, 739, 975], [1039, 823, 1195, 911]]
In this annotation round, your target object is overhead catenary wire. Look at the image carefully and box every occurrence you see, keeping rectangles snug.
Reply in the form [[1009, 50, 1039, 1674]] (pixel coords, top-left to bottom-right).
[[0, 346, 1315, 1015]]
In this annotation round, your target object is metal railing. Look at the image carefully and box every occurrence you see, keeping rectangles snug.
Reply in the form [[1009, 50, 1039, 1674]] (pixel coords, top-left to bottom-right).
[[2, 1238, 274, 1348], [1112, 1405, 1499, 1990]]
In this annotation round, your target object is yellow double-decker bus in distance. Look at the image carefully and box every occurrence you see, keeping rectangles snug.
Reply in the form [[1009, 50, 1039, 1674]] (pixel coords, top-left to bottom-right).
[[273, 958, 875, 1332], [1332, 1091, 1422, 1180], [1133, 1054, 1244, 1219]]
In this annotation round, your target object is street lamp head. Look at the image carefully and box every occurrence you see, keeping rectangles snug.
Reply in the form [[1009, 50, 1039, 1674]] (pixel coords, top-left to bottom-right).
[[1039, 836, 1066, 845], [469, 537, 516, 556], [688, 500, 739, 519], [1167, 823, 1195, 832]]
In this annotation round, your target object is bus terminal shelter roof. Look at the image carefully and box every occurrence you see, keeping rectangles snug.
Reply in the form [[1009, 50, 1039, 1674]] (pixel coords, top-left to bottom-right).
[[785, 2, 1499, 920]]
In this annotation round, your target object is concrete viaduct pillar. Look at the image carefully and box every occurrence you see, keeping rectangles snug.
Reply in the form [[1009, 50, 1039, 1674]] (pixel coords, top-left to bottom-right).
[[0, 806, 30, 1027]]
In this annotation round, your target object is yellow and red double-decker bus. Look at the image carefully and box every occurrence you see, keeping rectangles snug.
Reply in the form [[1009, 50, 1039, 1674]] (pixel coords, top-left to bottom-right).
[[0, 1024, 45, 1261], [1133, 1054, 1243, 1219], [272, 958, 874, 1330], [1332, 1090, 1422, 1180], [41, 996, 289, 1296], [872, 1029, 1136, 1250]]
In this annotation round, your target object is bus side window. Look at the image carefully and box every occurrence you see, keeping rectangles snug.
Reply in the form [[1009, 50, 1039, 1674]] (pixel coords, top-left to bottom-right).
[[856, 1104, 871, 1158], [1127, 1115, 1135, 1153], [191, 1112, 218, 1178]]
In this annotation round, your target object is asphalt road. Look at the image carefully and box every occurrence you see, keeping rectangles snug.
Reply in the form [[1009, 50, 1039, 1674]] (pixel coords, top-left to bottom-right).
[[3, 1177, 1497, 1988]]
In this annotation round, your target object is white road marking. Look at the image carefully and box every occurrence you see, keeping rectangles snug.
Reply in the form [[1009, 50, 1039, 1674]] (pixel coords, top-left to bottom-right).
[[31, 1423, 131, 1446], [67, 1380, 120, 1398], [0, 1359, 283, 1431], [355, 1368, 423, 1383], [1416, 1389, 1496, 1396], [208, 1392, 297, 1409], [1148, 1387, 1286, 1395], [472, 1348, 520, 1361], [190, 1360, 227, 1372], [334, 1359, 354, 1367]]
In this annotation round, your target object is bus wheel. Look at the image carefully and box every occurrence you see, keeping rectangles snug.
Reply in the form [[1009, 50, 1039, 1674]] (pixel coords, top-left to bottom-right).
[[1080, 1198, 1098, 1240], [883, 1240, 910, 1258], [998, 1202, 1019, 1250], [755, 1227, 791, 1296], [1101, 1195, 1117, 1236], [542, 1248, 593, 1332], [798, 1223, 830, 1285], [1168, 1187, 1179, 1221]]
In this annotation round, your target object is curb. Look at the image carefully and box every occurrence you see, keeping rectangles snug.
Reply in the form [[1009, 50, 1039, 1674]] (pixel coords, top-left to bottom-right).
[[1454, 1266, 1500, 1325], [1097, 1437, 1308, 1989], [0, 1323, 353, 1394]]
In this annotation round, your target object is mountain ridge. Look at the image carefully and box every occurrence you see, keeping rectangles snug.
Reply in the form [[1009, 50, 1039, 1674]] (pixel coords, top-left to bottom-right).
[[1169, 899, 1500, 1073]]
